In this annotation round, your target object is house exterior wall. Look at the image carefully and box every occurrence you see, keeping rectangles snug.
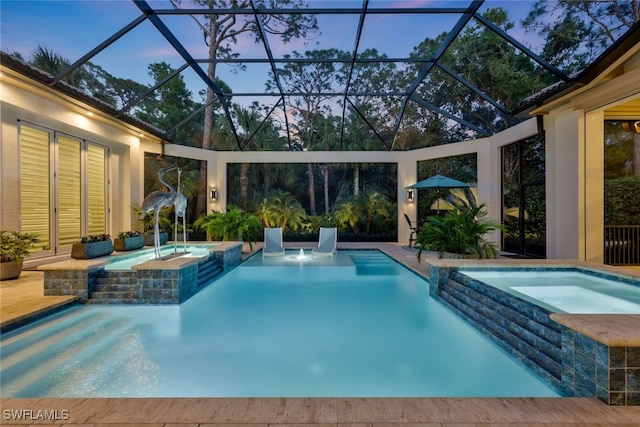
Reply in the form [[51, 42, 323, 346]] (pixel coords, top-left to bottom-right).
[[540, 50, 640, 262], [0, 72, 152, 259]]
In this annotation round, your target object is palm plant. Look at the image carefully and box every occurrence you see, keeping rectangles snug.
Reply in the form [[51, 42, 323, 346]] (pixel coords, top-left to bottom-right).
[[194, 206, 261, 250], [357, 191, 392, 234], [268, 192, 307, 232], [134, 205, 172, 234], [254, 197, 277, 227], [333, 200, 361, 233], [416, 203, 503, 261]]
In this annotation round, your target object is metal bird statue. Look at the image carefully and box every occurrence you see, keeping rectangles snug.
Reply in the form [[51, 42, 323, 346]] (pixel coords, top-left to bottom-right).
[[174, 167, 188, 253], [141, 166, 179, 259]]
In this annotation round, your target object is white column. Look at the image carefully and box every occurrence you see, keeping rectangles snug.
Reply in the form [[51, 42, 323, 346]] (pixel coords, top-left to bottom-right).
[[545, 109, 584, 259]]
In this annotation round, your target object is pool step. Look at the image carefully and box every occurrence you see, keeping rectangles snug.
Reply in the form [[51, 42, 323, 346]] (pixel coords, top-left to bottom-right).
[[90, 271, 139, 303], [197, 256, 223, 287], [349, 253, 397, 275], [1, 316, 145, 396], [0, 310, 109, 364], [438, 272, 562, 391]]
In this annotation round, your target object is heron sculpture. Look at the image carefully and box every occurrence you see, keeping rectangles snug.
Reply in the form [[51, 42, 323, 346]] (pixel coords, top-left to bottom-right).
[[141, 166, 179, 259], [174, 167, 187, 253]]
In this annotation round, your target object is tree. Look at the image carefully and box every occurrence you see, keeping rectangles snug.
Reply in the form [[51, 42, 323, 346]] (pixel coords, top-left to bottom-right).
[[136, 62, 203, 145], [523, 0, 640, 74], [233, 102, 285, 209], [268, 48, 350, 215], [171, 0, 318, 215], [407, 8, 543, 139]]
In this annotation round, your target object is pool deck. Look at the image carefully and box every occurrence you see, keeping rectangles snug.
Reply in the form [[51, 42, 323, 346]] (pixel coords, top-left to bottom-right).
[[2, 243, 640, 425]]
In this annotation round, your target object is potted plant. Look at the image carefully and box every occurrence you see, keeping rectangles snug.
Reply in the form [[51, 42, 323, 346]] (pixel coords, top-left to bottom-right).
[[416, 203, 503, 261], [194, 206, 261, 251], [114, 230, 145, 251], [134, 206, 171, 246], [71, 234, 113, 259], [0, 230, 40, 280]]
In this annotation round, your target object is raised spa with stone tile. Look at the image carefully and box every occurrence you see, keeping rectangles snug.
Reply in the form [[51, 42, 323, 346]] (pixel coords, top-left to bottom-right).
[[39, 242, 242, 304]]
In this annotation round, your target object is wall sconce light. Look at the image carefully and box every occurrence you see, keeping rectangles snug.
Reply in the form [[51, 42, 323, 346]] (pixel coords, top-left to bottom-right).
[[210, 188, 218, 201], [406, 189, 415, 203]]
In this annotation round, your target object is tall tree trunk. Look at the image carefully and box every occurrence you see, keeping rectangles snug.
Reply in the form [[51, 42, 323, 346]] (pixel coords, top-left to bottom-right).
[[634, 133, 640, 175], [308, 163, 316, 215], [353, 163, 360, 197], [264, 163, 271, 192], [197, 17, 219, 216], [240, 163, 250, 209], [323, 163, 330, 214]]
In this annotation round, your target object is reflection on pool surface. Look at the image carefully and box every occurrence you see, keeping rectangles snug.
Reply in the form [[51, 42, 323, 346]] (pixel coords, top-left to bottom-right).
[[462, 270, 640, 313], [0, 251, 559, 398]]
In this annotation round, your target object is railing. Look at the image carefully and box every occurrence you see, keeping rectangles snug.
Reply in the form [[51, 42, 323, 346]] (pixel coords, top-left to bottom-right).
[[604, 225, 640, 265]]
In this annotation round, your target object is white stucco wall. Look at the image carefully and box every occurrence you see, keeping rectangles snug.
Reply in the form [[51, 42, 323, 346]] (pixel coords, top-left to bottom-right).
[[0, 72, 153, 255]]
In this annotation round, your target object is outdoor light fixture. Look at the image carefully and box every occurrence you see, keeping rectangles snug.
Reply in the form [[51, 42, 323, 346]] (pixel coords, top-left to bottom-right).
[[210, 188, 218, 201], [406, 189, 415, 203]]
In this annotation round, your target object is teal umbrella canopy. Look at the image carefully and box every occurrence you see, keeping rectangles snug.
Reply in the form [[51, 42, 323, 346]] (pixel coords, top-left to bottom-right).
[[405, 174, 472, 189]]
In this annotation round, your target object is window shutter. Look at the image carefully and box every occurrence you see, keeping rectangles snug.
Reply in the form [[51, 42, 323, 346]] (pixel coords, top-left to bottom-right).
[[57, 135, 81, 247], [19, 125, 50, 249], [86, 144, 107, 235]]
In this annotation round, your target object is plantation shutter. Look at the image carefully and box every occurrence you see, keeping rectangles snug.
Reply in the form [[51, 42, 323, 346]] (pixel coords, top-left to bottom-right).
[[19, 124, 51, 250], [57, 135, 82, 247], [86, 143, 107, 235]]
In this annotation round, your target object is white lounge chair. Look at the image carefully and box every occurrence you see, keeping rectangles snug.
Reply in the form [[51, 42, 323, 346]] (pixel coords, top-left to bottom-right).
[[263, 227, 285, 259], [312, 227, 337, 258]]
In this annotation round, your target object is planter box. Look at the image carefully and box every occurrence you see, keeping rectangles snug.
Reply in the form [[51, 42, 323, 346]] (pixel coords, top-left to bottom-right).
[[114, 235, 145, 251], [144, 232, 169, 246], [0, 260, 23, 280], [71, 240, 114, 259]]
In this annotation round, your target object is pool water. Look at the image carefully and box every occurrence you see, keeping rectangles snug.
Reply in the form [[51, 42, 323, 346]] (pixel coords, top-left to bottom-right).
[[0, 251, 559, 398], [104, 244, 213, 270], [462, 270, 640, 314]]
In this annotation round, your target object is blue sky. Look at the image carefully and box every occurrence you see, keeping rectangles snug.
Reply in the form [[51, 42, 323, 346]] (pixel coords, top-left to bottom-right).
[[1, 0, 539, 103]]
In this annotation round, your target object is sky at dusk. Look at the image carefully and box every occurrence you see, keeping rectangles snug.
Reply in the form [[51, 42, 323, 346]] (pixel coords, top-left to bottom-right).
[[0, 0, 539, 105]]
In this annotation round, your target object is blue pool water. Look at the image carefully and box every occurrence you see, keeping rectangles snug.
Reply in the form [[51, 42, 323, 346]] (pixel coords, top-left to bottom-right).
[[462, 270, 640, 314], [0, 250, 559, 398], [104, 244, 214, 270]]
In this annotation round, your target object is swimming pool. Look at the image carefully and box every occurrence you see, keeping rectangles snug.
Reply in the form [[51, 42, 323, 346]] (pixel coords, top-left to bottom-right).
[[462, 269, 640, 314], [0, 250, 559, 398]]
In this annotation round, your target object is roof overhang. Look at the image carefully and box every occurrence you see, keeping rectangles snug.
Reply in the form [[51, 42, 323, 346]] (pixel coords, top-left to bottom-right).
[[514, 20, 640, 117], [0, 51, 167, 143]]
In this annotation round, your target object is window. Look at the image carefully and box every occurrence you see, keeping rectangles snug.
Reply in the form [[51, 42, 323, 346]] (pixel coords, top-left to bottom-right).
[[501, 135, 545, 258], [19, 122, 108, 255]]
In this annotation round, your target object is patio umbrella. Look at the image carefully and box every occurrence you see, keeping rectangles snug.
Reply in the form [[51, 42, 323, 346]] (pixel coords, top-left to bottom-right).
[[405, 174, 472, 213]]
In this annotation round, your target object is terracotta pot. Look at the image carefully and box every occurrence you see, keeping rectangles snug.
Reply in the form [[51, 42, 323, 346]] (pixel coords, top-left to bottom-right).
[[0, 259, 23, 280], [71, 240, 114, 259]]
